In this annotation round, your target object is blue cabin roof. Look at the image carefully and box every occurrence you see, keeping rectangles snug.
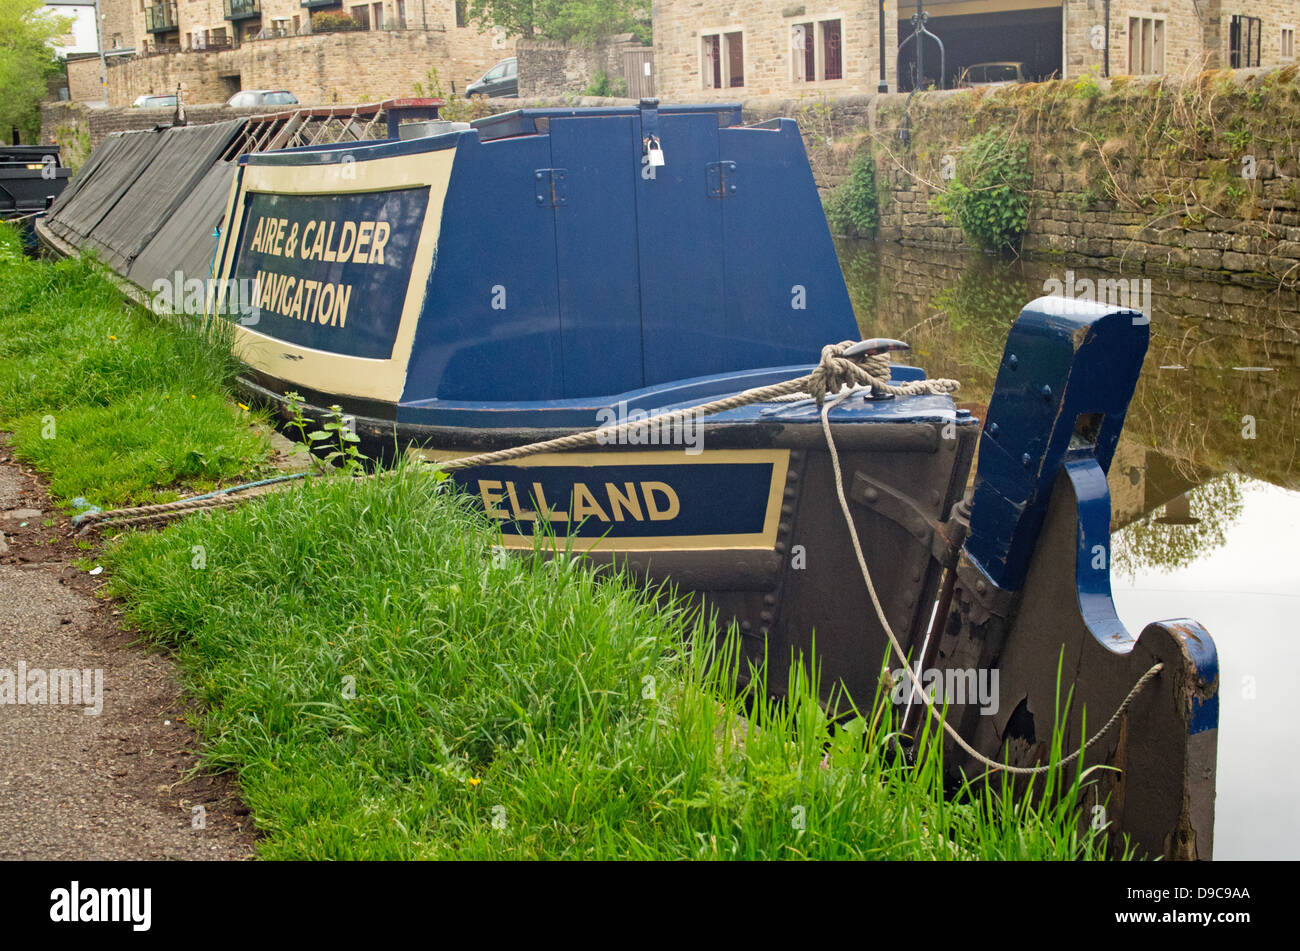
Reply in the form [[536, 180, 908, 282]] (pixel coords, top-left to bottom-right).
[[240, 100, 860, 405]]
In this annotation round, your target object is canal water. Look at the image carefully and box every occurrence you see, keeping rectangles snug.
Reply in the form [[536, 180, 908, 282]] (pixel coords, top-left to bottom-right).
[[838, 239, 1300, 860]]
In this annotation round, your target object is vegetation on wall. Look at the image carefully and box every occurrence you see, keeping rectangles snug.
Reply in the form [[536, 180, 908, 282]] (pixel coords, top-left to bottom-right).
[[932, 129, 1032, 252], [824, 153, 879, 239], [310, 11, 362, 33], [581, 69, 627, 97], [465, 0, 651, 45]]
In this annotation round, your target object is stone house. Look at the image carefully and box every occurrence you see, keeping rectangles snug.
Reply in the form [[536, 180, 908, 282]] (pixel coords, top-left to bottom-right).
[[74, 0, 513, 104], [652, 0, 1300, 99]]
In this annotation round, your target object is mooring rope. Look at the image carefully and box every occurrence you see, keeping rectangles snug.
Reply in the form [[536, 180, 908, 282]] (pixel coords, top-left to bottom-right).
[[74, 342, 957, 532], [69, 336, 1159, 775], [73, 473, 307, 534], [437, 344, 959, 471], [816, 387, 1163, 776]]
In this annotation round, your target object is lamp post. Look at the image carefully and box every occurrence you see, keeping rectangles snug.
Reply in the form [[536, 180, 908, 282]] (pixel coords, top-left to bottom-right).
[[878, 0, 888, 92], [92, 0, 108, 104]]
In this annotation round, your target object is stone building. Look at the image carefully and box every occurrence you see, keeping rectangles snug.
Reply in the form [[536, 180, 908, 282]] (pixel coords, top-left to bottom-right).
[[65, 0, 513, 104], [652, 0, 1300, 99]]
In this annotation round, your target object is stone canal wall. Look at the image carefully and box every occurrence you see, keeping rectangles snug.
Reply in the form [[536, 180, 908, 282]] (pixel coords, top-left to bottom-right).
[[745, 66, 1300, 287], [41, 65, 1300, 286]]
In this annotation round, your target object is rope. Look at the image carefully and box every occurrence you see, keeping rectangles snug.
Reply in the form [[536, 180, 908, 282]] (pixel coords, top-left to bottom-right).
[[816, 388, 1162, 776], [440, 343, 960, 471], [74, 473, 307, 534]]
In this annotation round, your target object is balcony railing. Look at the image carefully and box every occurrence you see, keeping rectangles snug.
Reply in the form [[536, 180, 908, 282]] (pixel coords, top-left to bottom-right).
[[300, 0, 341, 7], [144, 2, 178, 33], [224, 0, 262, 21]]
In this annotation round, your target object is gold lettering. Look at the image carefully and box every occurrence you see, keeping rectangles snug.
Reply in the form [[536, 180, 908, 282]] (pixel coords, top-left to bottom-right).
[[300, 221, 316, 259], [353, 221, 374, 264], [571, 483, 610, 522], [532, 483, 567, 522], [504, 482, 535, 521], [336, 221, 357, 262], [643, 482, 680, 521], [369, 221, 390, 264], [605, 482, 643, 522], [478, 480, 507, 519]]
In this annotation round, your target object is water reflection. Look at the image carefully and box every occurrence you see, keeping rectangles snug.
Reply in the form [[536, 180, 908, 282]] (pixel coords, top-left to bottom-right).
[[838, 239, 1300, 859]]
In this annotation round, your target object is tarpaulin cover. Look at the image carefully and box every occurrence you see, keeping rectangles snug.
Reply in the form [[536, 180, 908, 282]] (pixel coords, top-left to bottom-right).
[[44, 130, 170, 248], [84, 120, 243, 273], [128, 160, 237, 292], [44, 132, 131, 219]]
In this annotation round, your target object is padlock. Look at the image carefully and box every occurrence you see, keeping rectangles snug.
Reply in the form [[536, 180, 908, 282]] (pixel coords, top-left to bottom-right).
[[646, 136, 665, 167]]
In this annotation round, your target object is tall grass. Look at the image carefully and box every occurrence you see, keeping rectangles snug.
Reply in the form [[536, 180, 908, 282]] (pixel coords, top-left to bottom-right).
[[0, 223, 268, 505], [105, 465, 1126, 860]]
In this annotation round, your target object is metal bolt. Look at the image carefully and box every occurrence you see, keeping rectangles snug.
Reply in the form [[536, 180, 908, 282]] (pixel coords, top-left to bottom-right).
[[1041, 384, 1052, 399], [1022, 453, 1032, 467], [976, 580, 986, 594], [988, 422, 999, 438], [1008, 354, 1018, 369]]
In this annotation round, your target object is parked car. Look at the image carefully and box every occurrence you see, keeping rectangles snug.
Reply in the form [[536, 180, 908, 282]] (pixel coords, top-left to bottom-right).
[[957, 62, 1030, 87], [132, 94, 178, 108], [466, 57, 517, 98], [226, 90, 300, 109]]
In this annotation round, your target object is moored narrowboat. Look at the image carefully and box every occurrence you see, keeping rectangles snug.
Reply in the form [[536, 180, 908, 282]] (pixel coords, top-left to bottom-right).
[[34, 99, 1219, 860]]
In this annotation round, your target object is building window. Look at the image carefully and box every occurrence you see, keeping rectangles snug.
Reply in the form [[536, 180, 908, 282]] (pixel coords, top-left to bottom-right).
[[455, 0, 467, 28], [352, 5, 370, 29], [1128, 17, 1165, 74], [1281, 26, 1295, 60], [1230, 15, 1262, 68], [701, 30, 744, 88], [396, 1, 405, 29], [791, 17, 844, 82], [292, 15, 300, 33], [372, 2, 383, 28]]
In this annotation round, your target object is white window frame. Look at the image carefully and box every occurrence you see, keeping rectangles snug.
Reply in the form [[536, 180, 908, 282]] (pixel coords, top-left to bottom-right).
[[1127, 14, 1166, 75], [789, 14, 847, 83], [700, 27, 746, 89]]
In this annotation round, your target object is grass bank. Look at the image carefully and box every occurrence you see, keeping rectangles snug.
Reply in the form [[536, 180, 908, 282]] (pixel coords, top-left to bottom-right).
[[5, 223, 1123, 859], [0, 223, 269, 506], [104, 467, 1123, 860]]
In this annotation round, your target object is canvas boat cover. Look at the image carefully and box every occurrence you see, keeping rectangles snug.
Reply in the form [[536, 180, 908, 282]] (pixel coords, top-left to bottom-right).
[[45, 120, 243, 276], [128, 160, 237, 292]]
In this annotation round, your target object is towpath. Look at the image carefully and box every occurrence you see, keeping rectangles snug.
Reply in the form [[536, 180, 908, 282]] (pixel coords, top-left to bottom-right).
[[0, 436, 255, 860]]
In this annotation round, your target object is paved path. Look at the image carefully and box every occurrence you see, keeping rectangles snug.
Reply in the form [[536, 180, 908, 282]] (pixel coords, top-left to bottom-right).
[[0, 444, 254, 860]]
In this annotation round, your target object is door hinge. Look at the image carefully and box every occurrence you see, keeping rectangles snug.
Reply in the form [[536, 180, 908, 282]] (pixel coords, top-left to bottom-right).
[[707, 161, 737, 198], [534, 168, 567, 207]]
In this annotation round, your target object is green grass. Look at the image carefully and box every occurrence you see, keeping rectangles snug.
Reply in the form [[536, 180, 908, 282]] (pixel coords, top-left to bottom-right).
[[0, 223, 269, 505], [104, 465, 1127, 860]]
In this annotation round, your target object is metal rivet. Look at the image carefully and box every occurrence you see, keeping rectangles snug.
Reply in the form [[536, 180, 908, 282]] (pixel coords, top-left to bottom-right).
[[760, 610, 772, 622], [863, 487, 879, 502], [976, 580, 986, 594], [763, 594, 776, 606], [1022, 453, 1032, 467], [535, 171, 543, 180], [1041, 384, 1052, 399], [988, 422, 999, 438], [774, 542, 787, 554], [781, 504, 794, 516], [778, 521, 791, 535], [1008, 354, 1018, 369]]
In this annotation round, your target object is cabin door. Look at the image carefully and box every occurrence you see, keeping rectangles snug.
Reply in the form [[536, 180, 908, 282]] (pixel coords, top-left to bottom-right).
[[547, 116, 645, 398], [633, 111, 727, 385]]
